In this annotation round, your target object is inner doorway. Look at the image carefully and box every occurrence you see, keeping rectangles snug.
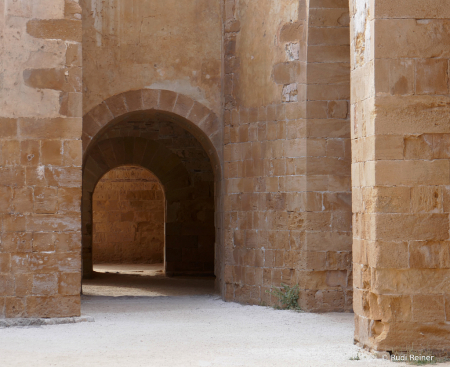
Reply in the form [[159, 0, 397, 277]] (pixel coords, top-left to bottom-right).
[[83, 164, 215, 297], [92, 166, 165, 270], [81, 107, 219, 297]]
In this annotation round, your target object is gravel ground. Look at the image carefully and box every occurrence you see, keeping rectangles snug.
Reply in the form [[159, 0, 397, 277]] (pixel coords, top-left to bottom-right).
[[0, 265, 425, 367]]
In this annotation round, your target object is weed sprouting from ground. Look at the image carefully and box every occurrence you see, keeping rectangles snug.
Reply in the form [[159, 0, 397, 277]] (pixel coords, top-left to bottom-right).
[[266, 283, 302, 311], [349, 353, 360, 361]]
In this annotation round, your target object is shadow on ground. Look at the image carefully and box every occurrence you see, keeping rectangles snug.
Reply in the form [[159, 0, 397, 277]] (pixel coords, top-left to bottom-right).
[[82, 264, 216, 297]]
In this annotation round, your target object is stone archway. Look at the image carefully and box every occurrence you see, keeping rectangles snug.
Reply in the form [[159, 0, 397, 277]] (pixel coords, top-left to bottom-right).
[[82, 89, 222, 171], [81, 90, 224, 290]]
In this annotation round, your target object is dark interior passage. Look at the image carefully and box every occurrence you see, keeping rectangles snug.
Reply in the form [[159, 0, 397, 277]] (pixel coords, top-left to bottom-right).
[[82, 111, 216, 279]]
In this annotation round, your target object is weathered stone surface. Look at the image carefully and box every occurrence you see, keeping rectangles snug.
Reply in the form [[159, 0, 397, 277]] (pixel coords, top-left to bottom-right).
[[27, 19, 81, 42], [93, 167, 165, 264], [19, 118, 81, 139], [0, 0, 82, 320], [82, 0, 222, 115]]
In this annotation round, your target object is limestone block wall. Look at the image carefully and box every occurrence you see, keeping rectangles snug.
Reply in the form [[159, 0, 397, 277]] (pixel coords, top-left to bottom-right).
[[222, 0, 352, 311], [81, 0, 223, 116], [93, 166, 164, 264], [223, 0, 304, 305], [351, 0, 450, 352], [0, 0, 82, 318], [302, 0, 352, 312]]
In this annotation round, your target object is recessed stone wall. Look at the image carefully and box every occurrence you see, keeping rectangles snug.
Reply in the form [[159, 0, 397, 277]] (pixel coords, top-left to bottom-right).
[[93, 166, 165, 265], [222, 0, 352, 311]]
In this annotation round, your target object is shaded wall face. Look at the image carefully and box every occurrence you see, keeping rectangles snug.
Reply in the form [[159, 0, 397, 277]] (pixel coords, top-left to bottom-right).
[[0, 0, 82, 318], [81, 0, 223, 116], [222, 0, 352, 310], [93, 166, 164, 264], [303, 1, 352, 312], [351, 0, 450, 352], [223, 0, 304, 305]]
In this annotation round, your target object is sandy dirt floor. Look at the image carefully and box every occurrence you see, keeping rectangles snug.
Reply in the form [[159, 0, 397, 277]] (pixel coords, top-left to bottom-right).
[[0, 264, 439, 367]]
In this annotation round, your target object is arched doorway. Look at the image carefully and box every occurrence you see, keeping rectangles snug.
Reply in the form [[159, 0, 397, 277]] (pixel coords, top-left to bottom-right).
[[81, 90, 222, 292], [92, 165, 165, 269]]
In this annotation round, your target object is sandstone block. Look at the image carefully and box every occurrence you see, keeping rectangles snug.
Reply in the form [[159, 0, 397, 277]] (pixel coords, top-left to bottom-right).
[[66, 43, 81, 67], [364, 186, 410, 214], [309, 8, 350, 27], [367, 240, 409, 269], [327, 100, 348, 119], [280, 22, 303, 43], [4, 214, 27, 233], [27, 19, 82, 42], [375, 95, 450, 135], [65, 0, 82, 19], [60, 92, 82, 118], [0, 254, 11, 274], [412, 295, 446, 323], [23, 68, 81, 92], [0, 275, 14, 296], [12, 187, 33, 214], [5, 297, 26, 318], [309, 27, 349, 46], [409, 241, 450, 269], [34, 187, 58, 214], [14, 274, 33, 297], [123, 90, 143, 112], [375, 19, 450, 59], [26, 295, 80, 318], [159, 90, 177, 112], [0, 187, 12, 214], [375, 59, 414, 96], [411, 186, 443, 213], [1, 141, 20, 166], [375, 0, 450, 18], [376, 213, 449, 241], [308, 62, 350, 84], [372, 269, 450, 294], [375, 160, 449, 186], [272, 62, 302, 85], [0, 118, 17, 138], [20, 140, 40, 166], [41, 140, 63, 166], [63, 140, 82, 167], [32, 273, 58, 296], [58, 272, 81, 295], [19, 118, 81, 140], [415, 59, 449, 95], [2, 233, 32, 253]]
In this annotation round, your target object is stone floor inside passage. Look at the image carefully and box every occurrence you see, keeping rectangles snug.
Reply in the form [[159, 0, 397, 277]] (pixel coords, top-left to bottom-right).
[[0, 264, 422, 367]]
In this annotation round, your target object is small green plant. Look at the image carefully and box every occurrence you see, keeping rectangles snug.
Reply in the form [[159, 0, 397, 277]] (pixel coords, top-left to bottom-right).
[[266, 283, 301, 311], [349, 353, 361, 361]]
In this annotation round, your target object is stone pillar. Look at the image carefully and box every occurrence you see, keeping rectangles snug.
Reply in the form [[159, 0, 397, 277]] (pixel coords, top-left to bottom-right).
[[351, 0, 450, 351], [0, 0, 82, 318], [300, 0, 352, 312]]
